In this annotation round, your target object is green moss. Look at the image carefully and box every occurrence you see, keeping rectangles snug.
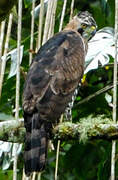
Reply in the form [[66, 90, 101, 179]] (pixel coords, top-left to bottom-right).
[[78, 115, 112, 143], [59, 122, 74, 138], [54, 115, 114, 143]]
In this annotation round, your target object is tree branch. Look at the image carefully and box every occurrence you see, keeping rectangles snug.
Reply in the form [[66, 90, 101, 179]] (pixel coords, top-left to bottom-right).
[[54, 122, 118, 141], [0, 119, 24, 143], [75, 83, 118, 107], [1, 117, 118, 143]]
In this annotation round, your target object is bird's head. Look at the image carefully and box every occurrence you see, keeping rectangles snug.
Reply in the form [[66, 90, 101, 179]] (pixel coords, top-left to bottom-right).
[[65, 11, 97, 41], [77, 11, 97, 40]]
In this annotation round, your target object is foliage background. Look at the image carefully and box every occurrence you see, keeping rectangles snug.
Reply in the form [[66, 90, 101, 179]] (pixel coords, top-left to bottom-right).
[[0, 0, 117, 179]]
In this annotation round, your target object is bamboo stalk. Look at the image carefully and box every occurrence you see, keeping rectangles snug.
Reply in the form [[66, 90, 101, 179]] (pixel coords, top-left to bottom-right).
[[15, 0, 22, 120], [29, 0, 35, 65], [55, 114, 63, 180], [13, 0, 22, 179], [32, 172, 36, 180], [112, 1, 118, 125], [0, 20, 5, 76], [51, 0, 57, 37], [13, 155, 18, 180], [38, 172, 42, 180], [26, 177, 30, 180], [111, 142, 116, 180], [111, 0, 118, 179], [59, 0, 68, 32], [0, 20, 6, 57], [47, 0, 57, 39], [0, 14, 13, 98], [47, 0, 54, 40], [42, 0, 53, 44], [37, 0, 44, 50], [22, 168, 26, 180], [69, 0, 74, 21]]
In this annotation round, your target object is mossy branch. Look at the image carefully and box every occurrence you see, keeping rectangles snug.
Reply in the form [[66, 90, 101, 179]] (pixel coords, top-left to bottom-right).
[[0, 116, 118, 143], [0, 119, 24, 143], [54, 121, 118, 142]]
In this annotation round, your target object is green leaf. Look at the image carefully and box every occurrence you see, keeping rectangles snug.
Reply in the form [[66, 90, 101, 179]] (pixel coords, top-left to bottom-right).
[[0, 113, 14, 121], [8, 46, 24, 78], [0, 170, 13, 180], [2, 156, 11, 170], [24, 0, 32, 8], [85, 27, 115, 74]]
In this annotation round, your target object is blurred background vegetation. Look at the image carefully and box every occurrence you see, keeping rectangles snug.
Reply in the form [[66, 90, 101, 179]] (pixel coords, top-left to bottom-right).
[[0, 0, 117, 179]]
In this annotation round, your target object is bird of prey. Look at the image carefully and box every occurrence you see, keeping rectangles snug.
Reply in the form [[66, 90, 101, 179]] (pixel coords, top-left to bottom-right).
[[23, 11, 97, 176]]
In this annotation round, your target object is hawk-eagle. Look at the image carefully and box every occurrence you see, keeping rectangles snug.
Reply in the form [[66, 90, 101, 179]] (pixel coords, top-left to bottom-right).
[[23, 11, 97, 176]]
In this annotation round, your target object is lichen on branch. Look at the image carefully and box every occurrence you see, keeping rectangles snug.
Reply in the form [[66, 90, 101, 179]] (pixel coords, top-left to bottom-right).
[[53, 115, 116, 142], [0, 115, 118, 143]]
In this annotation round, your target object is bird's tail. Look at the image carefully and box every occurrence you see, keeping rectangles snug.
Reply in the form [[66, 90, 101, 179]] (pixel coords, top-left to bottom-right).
[[24, 112, 48, 176]]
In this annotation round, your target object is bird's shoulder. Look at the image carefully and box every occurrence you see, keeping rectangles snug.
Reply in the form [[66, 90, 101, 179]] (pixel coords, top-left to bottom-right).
[[33, 30, 84, 63], [23, 30, 85, 112]]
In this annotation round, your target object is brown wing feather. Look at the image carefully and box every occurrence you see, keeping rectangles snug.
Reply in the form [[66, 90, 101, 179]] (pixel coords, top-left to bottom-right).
[[23, 30, 85, 113]]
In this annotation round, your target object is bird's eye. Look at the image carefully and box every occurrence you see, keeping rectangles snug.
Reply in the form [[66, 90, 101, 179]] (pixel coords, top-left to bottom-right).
[[81, 24, 87, 29]]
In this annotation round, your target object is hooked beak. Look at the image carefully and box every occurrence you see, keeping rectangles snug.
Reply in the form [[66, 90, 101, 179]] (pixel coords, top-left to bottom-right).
[[90, 25, 97, 36], [91, 29, 96, 36], [88, 29, 97, 41]]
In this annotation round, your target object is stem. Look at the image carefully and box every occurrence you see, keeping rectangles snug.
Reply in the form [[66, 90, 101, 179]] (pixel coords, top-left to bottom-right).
[[47, 0, 57, 39], [0, 20, 6, 81], [75, 83, 118, 107], [15, 0, 22, 120], [38, 172, 42, 180], [13, 0, 22, 179], [59, 0, 68, 32], [29, 0, 35, 65], [111, 141, 116, 180], [0, 14, 13, 98], [69, 0, 75, 21], [37, 0, 44, 50], [13, 153, 18, 180], [55, 114, 63, 180], [50, 0, 57, 37], [32, 172, 36, 180], [111, 0, 118, 179], [0, 20, 6, 60], [42, 0, 53, 45], [55, 140, 61, 180]]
